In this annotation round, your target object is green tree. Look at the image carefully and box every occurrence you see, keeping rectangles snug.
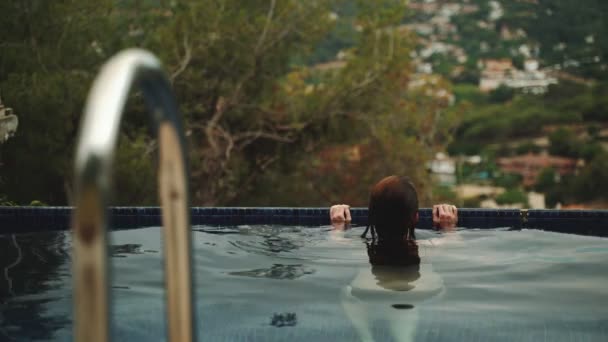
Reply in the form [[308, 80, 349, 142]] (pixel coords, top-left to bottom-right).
[[0, 0, 461, 206], [147, 0, 339, 205], [494, 172, 523, 189], [151, 0, 461, 206], [571, 152, 608, 202], [535, 167, 557, 193], [583, 83, 608, 121], [0, 1, 126, 204], [548, 127, 584, 158], [488, 85, 515, 103], [495, 189, 528, 206]]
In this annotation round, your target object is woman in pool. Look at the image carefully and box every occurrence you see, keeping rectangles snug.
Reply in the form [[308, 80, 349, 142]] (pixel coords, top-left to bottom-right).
[[330, 175, 458, 259], [330, 175, 458, 341], [330, 175, 458, 239]]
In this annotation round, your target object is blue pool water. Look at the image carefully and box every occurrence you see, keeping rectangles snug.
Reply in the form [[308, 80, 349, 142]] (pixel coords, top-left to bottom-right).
[[1, 226, 607, 341]]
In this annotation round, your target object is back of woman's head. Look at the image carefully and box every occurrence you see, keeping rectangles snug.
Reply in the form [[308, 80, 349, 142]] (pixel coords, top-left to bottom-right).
[[368, 175, 418, 241], [364, 175, 420, 266]]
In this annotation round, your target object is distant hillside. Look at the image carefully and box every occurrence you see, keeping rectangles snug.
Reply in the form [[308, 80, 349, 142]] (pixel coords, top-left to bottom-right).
[[412, 0, 607, 82], [306, 0, 608, 160], [448, 82, 608, 156], [500, 0, 608, 80], [311, 0, 608, 81]]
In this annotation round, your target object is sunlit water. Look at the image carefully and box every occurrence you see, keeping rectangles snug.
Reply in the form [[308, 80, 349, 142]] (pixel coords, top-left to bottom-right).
[[1, 226, 607, 341]]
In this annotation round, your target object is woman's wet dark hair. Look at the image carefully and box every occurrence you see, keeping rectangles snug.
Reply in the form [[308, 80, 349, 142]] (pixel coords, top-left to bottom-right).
[[361, 175, 420, 266]]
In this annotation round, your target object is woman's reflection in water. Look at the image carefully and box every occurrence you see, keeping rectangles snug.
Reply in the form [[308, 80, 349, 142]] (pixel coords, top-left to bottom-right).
[[369, 264, 420, 293], [331, 175, 457, 342], [341, 249, 445, 342]]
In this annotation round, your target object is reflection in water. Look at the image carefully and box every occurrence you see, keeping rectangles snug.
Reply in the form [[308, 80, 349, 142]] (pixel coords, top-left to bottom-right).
[[0, 232, 70, 341], [229, 264, 315, 280], [391, 303, 414, 310], [262, 236, 300, 253], [270, 312, 297, 327], [1, 226, 607, 341], [370, 265, 420, 292], [110, 243, 159, 258], [341, 243, 443, 342], [112, 286, 131, 290], [3, 235, 22, 297], [194, 227, 241, 235], [110, 243, 143, 256], [228, 227, 307, 256]]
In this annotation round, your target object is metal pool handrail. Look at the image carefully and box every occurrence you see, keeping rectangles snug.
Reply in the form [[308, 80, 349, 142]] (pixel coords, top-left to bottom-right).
[[72, 49, 194, 342]]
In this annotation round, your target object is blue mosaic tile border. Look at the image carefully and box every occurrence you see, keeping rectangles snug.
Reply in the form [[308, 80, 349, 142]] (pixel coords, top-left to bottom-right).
[[0, 206, 607, 236], [526, 209, 608, 236]]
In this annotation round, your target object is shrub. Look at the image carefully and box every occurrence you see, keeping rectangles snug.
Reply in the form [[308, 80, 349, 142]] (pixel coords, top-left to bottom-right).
[[489, 85, 515, 103], [495, 189, 528, 206], [494, 173, 523, 188]]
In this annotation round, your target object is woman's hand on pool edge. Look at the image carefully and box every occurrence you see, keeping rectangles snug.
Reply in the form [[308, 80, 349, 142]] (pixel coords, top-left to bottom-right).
[[433, 204, 458, 231], [330, 204, 352, 225]]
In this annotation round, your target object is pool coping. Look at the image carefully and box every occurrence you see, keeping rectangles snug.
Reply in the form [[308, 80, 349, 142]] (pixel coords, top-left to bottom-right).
[[1, 207, 607, 236]]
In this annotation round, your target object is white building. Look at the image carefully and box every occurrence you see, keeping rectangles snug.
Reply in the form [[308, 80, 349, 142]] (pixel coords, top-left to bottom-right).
[[428, 152, 456, 185], [479, 59, 558, 94]]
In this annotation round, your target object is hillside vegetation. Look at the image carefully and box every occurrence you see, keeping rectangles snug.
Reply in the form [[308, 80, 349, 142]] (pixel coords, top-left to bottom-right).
[[1, 0, 606, 207], [0, 0, 460, 206]]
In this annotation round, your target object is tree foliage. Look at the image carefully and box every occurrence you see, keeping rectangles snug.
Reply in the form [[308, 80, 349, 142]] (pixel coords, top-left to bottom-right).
[[0, 1, 119, 203], [495, 188, 528, 206], [0, 0, 460, 206], [449, 81, 608, 156]]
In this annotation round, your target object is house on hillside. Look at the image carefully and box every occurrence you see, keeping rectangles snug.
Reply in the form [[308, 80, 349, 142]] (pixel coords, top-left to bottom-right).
[[408, 1, 478, 15], [428, 152, 456, 185], [479, 58, 558, 94], [407, 1, 439, 14], [504, 70, 558, 95], [399, 23, 434, 36], [497, 153, 581, 187], [478, 59, 514, 92]]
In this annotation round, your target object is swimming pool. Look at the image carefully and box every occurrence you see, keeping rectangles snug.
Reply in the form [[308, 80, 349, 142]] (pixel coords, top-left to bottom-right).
[[2, 222, 607, 341], [3, 48, 603, 341]]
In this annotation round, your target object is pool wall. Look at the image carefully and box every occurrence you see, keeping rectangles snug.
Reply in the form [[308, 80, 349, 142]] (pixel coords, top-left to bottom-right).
[[1, 207, 607, 236]]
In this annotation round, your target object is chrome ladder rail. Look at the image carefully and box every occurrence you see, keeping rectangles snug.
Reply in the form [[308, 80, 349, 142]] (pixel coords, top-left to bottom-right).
[[72, 49, 194, 342]]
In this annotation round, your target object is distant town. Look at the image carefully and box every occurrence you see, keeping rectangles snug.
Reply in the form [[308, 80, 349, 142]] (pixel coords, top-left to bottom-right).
[[390, 0, 606, 209]]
